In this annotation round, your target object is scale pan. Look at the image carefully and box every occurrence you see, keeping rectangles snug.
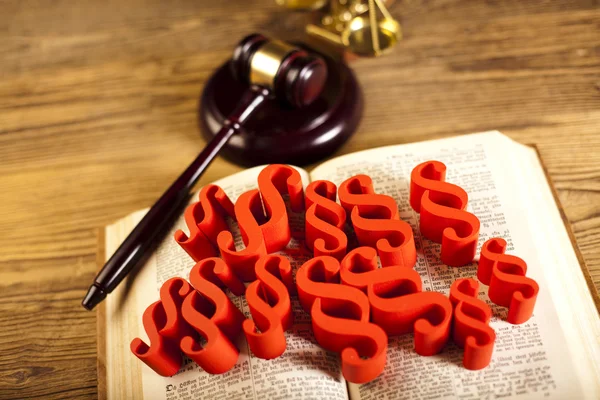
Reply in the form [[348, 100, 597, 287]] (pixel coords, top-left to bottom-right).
[[343, 16, 401, 57]]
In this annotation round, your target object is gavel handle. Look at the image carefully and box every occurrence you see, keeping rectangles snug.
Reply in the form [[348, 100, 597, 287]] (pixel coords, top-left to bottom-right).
[[82, 87, 270, 310]]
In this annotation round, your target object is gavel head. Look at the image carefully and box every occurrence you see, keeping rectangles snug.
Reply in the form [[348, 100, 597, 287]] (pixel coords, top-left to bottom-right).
[[231, 34, 328, 108]]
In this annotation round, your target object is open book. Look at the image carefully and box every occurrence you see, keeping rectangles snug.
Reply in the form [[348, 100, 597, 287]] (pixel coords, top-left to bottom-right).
[[98, 131, 600, 400]]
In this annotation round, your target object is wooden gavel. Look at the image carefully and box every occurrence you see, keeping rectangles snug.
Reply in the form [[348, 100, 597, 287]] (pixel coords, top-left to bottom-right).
[[82, 34, 328, 310]]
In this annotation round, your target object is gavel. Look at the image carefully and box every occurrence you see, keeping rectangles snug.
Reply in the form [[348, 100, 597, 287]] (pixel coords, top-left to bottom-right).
[[82, 34, 328, 310]]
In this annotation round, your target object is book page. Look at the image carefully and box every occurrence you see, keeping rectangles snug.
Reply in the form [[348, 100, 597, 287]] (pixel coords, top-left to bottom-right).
[[104, 166, 349, 400], [310, 131, 600, 400]]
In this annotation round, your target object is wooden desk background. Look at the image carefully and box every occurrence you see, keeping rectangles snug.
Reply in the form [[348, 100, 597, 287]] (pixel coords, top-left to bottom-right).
[[0, 0, 598, 398]]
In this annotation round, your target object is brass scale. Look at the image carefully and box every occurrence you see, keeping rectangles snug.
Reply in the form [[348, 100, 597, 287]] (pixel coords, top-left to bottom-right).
[[279, 0, 401, 57]]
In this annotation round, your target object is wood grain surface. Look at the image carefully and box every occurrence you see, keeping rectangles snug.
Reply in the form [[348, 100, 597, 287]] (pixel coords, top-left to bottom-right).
[[0, 0, 598, 397]]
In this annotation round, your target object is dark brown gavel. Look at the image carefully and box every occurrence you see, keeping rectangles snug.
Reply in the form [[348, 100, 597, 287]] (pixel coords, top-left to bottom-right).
[[82, 34, 327, 310]]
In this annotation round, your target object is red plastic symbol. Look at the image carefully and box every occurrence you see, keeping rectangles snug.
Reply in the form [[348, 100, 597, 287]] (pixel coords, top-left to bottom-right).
[[341, 247, 451, 356], [296, 256, 388, 384], [175, 185, 235, 261], [130, 301, 184, 377], [257, 164, 305, 253], [410, 161, 480, 267], [338, 175, 416, 268], [179, 258, 247, 374], [217, 190, 267, 281], [187, 258, 246, 339], [305, 180, 347, 260], [369, 284, 451, 356], [244, 255, 294, 359], [183, 248, 246, 296], [478, 238, 539, 324], [158, 278, 195, 340], [130, 277, 195, 376], [449, 278, 495, 370], [340, 246, 421, 293], [180, 292, 240, 374]]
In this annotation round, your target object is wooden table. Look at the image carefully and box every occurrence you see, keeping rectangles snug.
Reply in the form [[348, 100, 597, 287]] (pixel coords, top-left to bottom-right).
[[1, 0, 598, 397]]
